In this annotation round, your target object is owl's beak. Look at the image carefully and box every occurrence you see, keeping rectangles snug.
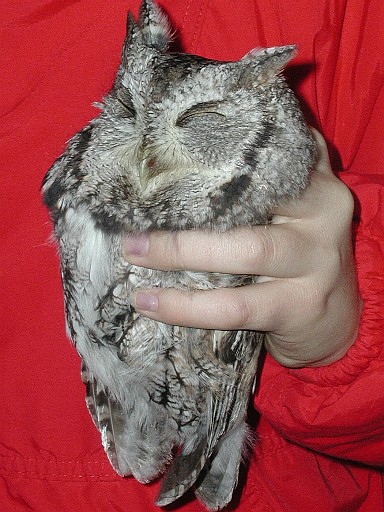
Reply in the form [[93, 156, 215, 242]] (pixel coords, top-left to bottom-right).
[[139, 153, 165, 189]]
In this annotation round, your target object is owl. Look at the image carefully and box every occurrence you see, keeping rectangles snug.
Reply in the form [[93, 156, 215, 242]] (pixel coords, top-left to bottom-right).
[[42, 0, 316, 510]]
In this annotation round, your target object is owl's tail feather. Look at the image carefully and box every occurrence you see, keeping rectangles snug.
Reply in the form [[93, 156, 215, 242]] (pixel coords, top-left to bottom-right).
[[156, 436, 208, 507], [194, 423, 247, 511], [156, 423, 247, 511], [157, 383, 244, 510]]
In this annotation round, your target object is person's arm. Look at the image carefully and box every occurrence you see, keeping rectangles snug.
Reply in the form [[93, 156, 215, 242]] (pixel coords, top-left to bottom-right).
[[255, 160, 384, 466]]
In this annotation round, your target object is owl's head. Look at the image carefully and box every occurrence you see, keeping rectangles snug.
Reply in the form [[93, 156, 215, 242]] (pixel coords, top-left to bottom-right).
[[45, 0, 316, 231]]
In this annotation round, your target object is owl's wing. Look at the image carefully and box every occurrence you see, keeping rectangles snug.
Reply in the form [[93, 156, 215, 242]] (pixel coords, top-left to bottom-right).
[[50, 203, 138, 476], [81, 361, 128, 476], [194, 331, 263, 510], [157, 330, 263, 510]]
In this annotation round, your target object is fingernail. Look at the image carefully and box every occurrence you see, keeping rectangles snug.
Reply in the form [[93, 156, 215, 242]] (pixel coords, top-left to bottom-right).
[[123, 233, 149, 257], [132, 291, 158, 312]]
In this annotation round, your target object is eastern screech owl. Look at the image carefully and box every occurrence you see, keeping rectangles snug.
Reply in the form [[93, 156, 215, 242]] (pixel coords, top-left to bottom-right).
[[42, 1, 316, 510]]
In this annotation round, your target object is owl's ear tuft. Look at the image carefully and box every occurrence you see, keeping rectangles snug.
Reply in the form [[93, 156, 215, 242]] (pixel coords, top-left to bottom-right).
[[120, 12, 141, 72], [121, 1, 171, 67], [238, 45, 297, 88], [138, 0, 172, 51], [123, 13, 140, 52]]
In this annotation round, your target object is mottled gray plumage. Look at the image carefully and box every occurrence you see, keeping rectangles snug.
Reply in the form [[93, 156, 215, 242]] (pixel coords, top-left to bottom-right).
[[42, 1, 316, 510]]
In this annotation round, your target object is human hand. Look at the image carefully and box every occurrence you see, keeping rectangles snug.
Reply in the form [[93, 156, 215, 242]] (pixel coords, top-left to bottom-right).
[[122, 129, 361, 368]]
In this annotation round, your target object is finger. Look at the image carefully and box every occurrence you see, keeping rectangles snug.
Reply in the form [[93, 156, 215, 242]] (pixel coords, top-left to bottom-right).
[[129, 280, 294, 331], [122, 225, 313, 278]]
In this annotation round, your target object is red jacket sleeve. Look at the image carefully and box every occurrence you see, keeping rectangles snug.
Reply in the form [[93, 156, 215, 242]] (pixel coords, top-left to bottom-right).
[[255, 174, 384, 465], [254, 0, 384, 466]]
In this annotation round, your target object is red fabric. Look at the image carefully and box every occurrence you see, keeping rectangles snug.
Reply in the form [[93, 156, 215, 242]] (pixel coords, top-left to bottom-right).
[[1, 0, 383, 511]]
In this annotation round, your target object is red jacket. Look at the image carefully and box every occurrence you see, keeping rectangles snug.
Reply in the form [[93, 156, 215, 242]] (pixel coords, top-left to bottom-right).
[[1, 0, 383, 510]]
